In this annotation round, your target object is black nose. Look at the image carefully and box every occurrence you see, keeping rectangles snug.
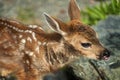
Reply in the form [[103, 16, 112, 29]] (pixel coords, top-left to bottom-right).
[[100, 49, 110, 60], [103, 49, 110, 57]]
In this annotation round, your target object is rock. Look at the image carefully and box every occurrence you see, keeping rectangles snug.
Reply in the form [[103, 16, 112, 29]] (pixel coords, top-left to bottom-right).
[[93, 15, 120, 80], [93, 15, 120, 55], [66, 58, 115, 80], [44, 57, 116, 80]]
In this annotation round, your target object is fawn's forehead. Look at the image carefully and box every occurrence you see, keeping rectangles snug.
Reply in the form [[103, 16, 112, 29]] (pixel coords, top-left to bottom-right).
[[69, 20, 98, 42]]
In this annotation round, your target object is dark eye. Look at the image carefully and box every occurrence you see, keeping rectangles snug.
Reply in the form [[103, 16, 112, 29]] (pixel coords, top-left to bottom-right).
[[81, 43, 91, 48]]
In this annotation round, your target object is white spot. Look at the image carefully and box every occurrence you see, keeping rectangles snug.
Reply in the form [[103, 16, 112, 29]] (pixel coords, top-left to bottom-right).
[[38, 42, 42, 45], [32, 32, 37, 41], [28, 25, 33, 28], [29, 25, 45, 31], [19, 35, 23, 38], [10, 20, 19, 24], [18, 29, 23, 32], [35, 46, 39, 53], [25, 51, 29, 54], [38, 27, 45, 31], [70, 55, 74, 59], [42, 42, 46, 45], [25, 51, 34, 56], [29, 52, 34, 56], [25, 30, 28, 32], [29, 31, 33, 33], [25, 30, 32, 33], [19, 41, 25, 50], [28, 25, 38, 28], [19, 39, 26, 50], [26, 60, 30, 64], [33, 54, 36, 58], [21, 39, 26, 43], [27, 37, 32, 42], [9, 25, 13, 28], [12, 26, 15, 29], [6, 24, 24, 33]]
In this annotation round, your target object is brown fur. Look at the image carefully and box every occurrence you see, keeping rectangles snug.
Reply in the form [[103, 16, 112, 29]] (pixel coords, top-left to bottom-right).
[[0, 0, 110, 80], [0, 18, 80, 80]]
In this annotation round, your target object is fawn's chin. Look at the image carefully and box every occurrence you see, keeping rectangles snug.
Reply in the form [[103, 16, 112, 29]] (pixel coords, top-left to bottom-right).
[[98, 56, 109, 60], [102, 56, 109, 60]]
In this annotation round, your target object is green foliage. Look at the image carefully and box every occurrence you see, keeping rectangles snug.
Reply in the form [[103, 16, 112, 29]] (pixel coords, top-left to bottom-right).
[[17, 7, 35, 23], [81, 0, 120, 25]]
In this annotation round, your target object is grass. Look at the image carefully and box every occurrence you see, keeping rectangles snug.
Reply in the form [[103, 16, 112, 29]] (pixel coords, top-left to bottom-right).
[[81, 0, 120, 25]]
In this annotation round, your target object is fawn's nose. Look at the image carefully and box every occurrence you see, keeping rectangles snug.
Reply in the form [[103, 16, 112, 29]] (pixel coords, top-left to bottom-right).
[[100, 49, 110, 60]]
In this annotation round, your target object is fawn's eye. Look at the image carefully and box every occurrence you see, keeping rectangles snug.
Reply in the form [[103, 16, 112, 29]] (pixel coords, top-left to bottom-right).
[[81, 43, 91, 48]]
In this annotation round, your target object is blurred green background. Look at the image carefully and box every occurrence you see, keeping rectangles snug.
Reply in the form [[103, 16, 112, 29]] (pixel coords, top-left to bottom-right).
[[0, 0, 119, 26]]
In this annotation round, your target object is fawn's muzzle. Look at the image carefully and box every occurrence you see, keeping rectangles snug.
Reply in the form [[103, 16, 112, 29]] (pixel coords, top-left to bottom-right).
[[100, 49, 110, 60]]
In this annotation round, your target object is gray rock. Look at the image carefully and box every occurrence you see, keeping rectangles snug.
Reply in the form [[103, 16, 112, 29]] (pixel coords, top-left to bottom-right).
[[93, 15, 120, 55], [93, 15, 120, 80], [44, 57, 117, 80]]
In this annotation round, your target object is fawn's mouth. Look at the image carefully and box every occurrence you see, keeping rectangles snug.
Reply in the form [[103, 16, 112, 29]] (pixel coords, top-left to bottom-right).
[[102, 56, 109, 60], [98, 55, 109, 60]]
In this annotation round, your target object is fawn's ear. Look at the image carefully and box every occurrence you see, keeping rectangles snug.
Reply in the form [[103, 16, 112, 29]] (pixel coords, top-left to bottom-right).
[[68, 0, 80, 20], [44, 13, 67, 35]]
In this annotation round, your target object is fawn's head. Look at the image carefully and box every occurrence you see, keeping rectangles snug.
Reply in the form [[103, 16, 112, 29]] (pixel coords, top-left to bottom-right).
[[44, 0, 110, 60]]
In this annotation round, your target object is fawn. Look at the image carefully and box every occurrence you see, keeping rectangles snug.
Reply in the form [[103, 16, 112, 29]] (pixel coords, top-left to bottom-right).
[[0, 0, 110, 80]]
